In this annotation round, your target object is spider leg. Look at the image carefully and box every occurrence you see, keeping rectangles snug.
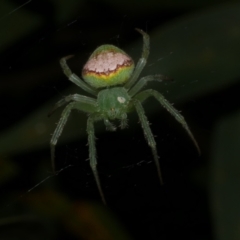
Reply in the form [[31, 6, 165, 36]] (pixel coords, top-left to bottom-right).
[[128, 75, 171, 97], [135, 89, 201, 154], [124, 28, 150, 90], [133, 100, 163, 184], [60, 56, 98, 96], [50, 99, 97, 172], [50, 102, 76, 172], [48, 94, 97, 117], [87, 114, 107, 204]]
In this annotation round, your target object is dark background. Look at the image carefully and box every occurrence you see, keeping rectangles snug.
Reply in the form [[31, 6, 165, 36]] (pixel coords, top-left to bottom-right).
[[0, 0, 240, 239]]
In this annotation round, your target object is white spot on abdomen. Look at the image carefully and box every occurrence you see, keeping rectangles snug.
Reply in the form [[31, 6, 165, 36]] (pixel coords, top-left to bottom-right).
[[117, 96, 126, 103]]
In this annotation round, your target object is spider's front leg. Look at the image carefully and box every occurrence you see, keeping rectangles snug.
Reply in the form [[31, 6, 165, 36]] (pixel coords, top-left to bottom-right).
[[133, 100, 163, 185], [135, 89, 201, 154], [87, 114, 107, 205], [50, 97, 97, 172], [50, 102, 76, 172]]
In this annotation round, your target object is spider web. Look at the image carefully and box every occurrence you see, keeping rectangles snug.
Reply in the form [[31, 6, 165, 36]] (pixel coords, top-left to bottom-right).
[[0, 1, 218, 239], [0, 0, 176, 196]]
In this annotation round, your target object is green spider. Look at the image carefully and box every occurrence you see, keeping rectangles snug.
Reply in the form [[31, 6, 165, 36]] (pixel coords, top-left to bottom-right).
[[50, 28, 200, 204]]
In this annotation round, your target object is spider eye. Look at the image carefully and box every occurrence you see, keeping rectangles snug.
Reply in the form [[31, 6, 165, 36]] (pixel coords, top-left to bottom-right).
[[82, 45, 134, 88]]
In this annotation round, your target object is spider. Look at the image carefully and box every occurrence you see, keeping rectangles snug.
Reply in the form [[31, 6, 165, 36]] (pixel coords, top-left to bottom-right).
[[49, 28, 200, 205]]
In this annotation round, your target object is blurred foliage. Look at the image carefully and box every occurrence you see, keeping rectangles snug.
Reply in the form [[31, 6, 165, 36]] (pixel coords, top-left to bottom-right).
[[25, 190, 132, 240], [0, 0, 240, 239], [211, 111, 240, 240]]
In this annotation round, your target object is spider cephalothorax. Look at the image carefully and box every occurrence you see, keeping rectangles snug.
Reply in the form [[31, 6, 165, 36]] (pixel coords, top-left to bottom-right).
[[50, 28, 200, 204]]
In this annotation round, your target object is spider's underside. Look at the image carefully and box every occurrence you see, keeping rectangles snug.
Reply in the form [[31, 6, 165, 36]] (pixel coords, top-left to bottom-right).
[[50, 28, 200, 204]]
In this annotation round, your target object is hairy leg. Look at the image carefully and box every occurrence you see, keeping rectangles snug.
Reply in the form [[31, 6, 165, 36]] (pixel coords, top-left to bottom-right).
[[50, 102, 76, 172], [87, 114, 106, 204], [124, 28, 150, 90], [50, 98, 97, 172], [60, 56, 98, 96], [48, 94, 97, 117], [135, 89, 200, 154], [128, 74, 171, 97], [133, 100, 163, 185]]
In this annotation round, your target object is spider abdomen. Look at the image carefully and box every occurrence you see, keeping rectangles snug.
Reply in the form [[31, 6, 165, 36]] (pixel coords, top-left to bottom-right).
[[97, 87, 131, 119], [82, 45, 134, 88]]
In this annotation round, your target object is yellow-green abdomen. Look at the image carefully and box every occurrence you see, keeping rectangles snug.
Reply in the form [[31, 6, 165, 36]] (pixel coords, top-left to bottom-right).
[[82, 45, 134, 88]]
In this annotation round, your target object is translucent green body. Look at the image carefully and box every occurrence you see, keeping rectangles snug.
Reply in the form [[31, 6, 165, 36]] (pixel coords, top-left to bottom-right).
[[97, 87, 131, 119]]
